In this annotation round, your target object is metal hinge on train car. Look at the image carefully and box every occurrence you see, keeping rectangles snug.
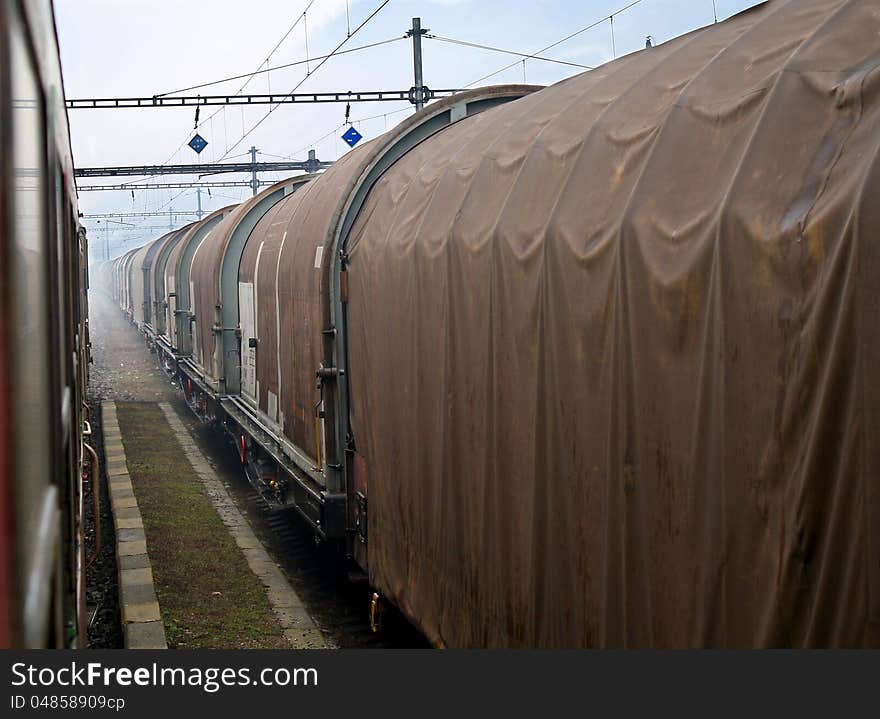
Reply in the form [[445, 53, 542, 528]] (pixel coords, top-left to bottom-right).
[[212, 325, 242, 336], [338, 250, 350, 302], [316, 366, 343, 382]]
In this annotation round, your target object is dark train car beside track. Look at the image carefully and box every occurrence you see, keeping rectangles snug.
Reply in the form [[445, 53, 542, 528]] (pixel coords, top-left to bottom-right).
[[1, 0, 90, 647]]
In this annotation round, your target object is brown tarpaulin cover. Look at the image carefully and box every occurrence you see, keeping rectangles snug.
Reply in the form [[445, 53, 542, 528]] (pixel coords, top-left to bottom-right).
[[345, 0, 880, 646], [241, 144, 377, 462], [191, 180, 307, 386], [239, 199, 288, 419]]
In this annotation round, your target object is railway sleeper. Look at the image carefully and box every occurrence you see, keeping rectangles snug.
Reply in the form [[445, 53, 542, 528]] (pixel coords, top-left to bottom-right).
[[169, 359, 346, 546], [220, 406, 346, 542]]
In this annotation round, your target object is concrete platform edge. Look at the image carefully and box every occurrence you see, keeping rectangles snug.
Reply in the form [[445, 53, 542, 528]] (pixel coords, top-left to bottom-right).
[[102, 400, 168, 650]]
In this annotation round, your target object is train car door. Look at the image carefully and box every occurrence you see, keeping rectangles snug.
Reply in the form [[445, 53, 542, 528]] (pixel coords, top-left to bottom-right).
[[238, 281, 257, 403]]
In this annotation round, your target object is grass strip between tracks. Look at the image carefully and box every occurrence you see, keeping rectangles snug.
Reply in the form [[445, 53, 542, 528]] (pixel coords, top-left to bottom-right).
[[116, 401, 290, 648]]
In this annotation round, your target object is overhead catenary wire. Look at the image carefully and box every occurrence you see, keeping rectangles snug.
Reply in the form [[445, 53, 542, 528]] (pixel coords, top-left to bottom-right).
[[303, 11, 311, 75], [96, 0, 700, 224], [286, 1, 664, 186], [95, 3, 544, 219], [465, 0, 644, 87], [218, 0, 394, 161], [228, 0, 320, 99], [155, 189, 192, 213], [100, 3, 324, 221], [155, 37, 406, 97], [278, 16, 606, 161], [129, 0, 322, 211], [209, 191, 248, 203], [173, 1, 320, 143], [278, 0, 729, 183], [258, 150, 299, 160], [610, 14, 616, 57], [425, 34, 592, 70], [262, 1, 321, 69], [285, 104, 413, 160]]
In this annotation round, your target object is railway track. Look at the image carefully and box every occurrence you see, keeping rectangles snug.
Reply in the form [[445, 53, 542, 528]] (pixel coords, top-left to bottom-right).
[[88, 292, 427, 649], [174, 398, 430, 649]]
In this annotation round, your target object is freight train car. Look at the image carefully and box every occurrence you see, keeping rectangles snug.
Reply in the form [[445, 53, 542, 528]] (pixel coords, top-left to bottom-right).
[[107, 0, 879, 647], [127, 238, 158, 330], [349, 0, 880, 647], [0, 0, 91, 647], [118, 247, 138, 320], [148, 225, 192, 339], [160, 207, 236, 365]]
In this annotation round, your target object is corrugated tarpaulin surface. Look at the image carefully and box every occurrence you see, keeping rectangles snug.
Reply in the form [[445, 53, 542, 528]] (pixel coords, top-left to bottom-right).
[[151, 225, 191, 337], [127, 239, 156, 328], [240, 142, 377, 462], [239, 199, 288, 419], [345, 0, 880, 646]]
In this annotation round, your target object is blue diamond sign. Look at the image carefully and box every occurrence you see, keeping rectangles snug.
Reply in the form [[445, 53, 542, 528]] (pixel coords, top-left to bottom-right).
[[341, 126, 363, 148], [188, 133, 208, 154]]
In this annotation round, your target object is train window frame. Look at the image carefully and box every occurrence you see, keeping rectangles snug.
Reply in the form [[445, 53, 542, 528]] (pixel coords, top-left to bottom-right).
[[6, 0, 64, 648], [0, 0, 14, 654]]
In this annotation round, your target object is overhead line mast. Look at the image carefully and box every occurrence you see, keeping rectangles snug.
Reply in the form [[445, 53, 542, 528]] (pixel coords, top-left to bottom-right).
[[407, 18, 429, 111]]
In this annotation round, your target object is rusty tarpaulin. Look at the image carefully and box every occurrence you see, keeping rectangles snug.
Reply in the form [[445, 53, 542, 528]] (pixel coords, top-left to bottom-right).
[[345, 0, 880, 646], [190, 179, 309, 389], [240, 144, 377, 464], [239, 198, 290, 419]]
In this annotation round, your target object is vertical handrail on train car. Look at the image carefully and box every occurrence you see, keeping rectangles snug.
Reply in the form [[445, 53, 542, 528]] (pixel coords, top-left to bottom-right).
[[82, 441, 101, 568], [313, 402, 323, 472]]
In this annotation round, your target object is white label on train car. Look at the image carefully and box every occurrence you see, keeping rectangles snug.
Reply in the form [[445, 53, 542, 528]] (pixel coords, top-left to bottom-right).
[[314, 245, 324, 269], [190, 280, 198, 356], [167, 275, 176, 344], [268, 391, 278, 425], [239, 282, 257, 401]]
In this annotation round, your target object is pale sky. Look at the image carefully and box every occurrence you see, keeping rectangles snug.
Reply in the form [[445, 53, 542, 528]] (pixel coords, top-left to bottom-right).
[[54, 0, 760, 259]]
